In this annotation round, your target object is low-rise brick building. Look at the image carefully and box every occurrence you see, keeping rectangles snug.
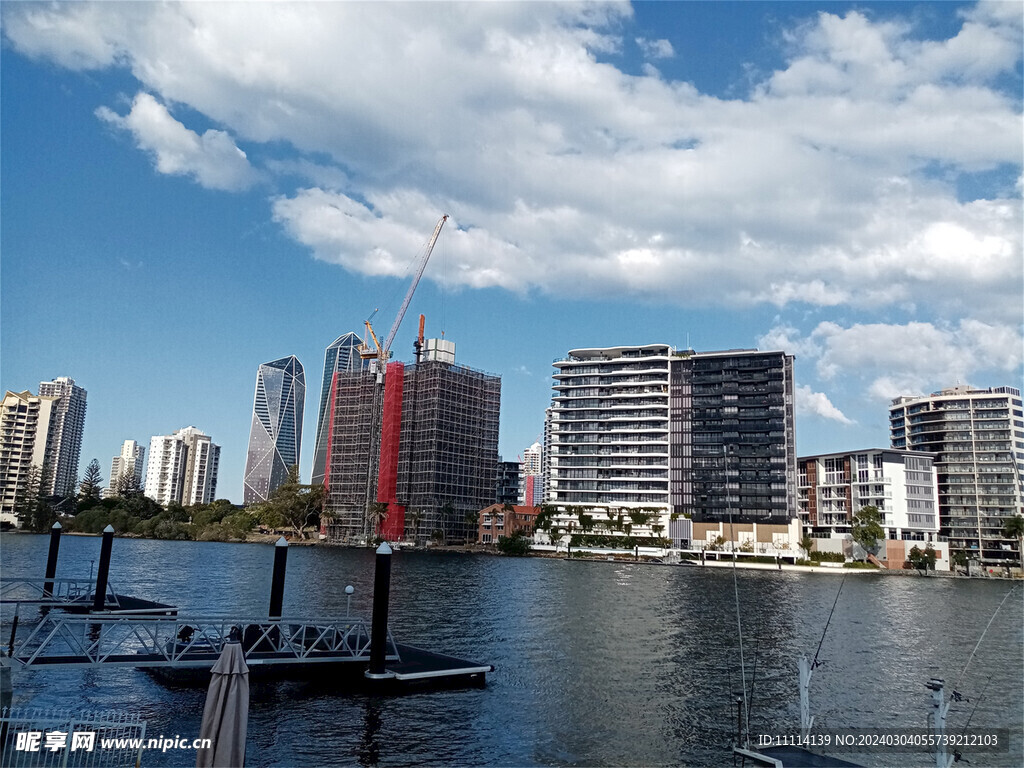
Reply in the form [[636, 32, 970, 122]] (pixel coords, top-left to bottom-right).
[[478, 503, 539, 544]]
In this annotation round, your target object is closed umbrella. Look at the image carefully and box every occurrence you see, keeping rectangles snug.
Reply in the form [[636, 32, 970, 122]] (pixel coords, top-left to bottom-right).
[[196, 631, 249, 768]]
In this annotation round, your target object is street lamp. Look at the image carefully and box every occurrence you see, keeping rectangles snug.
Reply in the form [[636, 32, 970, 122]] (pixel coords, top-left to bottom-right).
[[345, 585, 354, 618]]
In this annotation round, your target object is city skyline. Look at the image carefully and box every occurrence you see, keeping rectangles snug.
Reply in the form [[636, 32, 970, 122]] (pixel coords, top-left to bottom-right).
[[2, 1, 1020, 503]]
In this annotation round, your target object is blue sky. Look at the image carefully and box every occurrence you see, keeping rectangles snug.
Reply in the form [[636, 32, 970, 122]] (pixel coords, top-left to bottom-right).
[[2, 1, 1021, 504]]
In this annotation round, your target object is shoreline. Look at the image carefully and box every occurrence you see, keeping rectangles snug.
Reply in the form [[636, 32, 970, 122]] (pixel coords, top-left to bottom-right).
[[6, 529, 1015, 579]]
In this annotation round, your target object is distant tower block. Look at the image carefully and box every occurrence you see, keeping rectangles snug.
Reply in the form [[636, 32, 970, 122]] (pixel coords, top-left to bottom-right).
[[244, 356, 305, 504]]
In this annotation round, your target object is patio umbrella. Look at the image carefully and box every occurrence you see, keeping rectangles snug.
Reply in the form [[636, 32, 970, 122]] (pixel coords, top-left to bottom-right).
[[196, 634, 249, 768]]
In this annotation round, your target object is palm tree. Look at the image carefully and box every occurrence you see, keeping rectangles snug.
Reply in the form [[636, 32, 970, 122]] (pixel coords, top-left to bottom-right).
[[407, 508, 423, 546], [464, 510, 480, 545], [1002, 515, 1024, 575], [366, 501, 388, 540]]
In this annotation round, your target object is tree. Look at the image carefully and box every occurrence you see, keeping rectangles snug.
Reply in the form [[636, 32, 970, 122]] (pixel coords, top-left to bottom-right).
[[496, 529, 531, 556], [1002, 515, 1024, 575], [14, 464, 54, 532], [407, 507, 423, 545], [366, 501, 389, 540], [440, 500, 455, 540], [463, 510, 479, 544], [254, 465, 324, 540], [907, 544, 937, 574], [799, 533, 815, 560], [112, 469, 142, 498], [951, 550, 970, 573], [78, 459, 104, 507], [851, 506, 884, 558]]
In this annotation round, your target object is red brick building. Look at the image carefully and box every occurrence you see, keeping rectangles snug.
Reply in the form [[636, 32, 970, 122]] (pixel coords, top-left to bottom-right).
[[478, 504, 539, 544]]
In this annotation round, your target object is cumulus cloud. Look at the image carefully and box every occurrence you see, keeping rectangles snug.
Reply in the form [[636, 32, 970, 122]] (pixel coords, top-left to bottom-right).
[[764, 319, 1023, 401], [795, 385, 854, 424], [96, 93, 259, 191], [637, 37, 674, 59], [3, 2, 1020, 322]]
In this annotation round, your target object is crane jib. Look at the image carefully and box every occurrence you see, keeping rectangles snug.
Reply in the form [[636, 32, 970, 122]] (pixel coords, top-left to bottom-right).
[[381, 214, 448, 357]]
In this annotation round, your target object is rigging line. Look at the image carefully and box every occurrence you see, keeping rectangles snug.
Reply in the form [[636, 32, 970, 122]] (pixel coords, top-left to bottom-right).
[[959, 672, 994, 737], [953, 584, 1018, 694], [746, 629, 760, 736], [811, 572, 847, 670], [727, 447, 749, 746]]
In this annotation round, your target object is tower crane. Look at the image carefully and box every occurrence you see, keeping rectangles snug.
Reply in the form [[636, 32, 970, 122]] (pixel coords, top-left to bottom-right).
[[356, 214, 448, 539], [359, 215, 448, 367]]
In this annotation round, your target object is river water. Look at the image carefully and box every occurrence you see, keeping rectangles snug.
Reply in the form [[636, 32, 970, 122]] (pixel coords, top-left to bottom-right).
[[1, 534, 1021, 767]]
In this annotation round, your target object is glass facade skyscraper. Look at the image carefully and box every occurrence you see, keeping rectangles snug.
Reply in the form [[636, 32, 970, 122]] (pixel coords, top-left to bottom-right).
[[670, 349, 797, 524], [311, 333, 365, 486], [243, 356, 305, 504]]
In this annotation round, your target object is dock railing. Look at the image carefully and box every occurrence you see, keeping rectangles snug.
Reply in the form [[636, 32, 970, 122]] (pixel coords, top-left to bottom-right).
[[7, 614, 398, 668], [0, 707, 146, 767], [0, 579, 120, 609]]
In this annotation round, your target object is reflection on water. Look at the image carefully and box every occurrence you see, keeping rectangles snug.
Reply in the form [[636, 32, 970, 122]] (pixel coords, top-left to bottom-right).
[[2, 534, 1021, 767]]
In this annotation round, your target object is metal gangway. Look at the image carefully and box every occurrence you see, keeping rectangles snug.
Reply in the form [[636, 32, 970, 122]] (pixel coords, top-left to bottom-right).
[[6, 614, 398, 669], [0, 578, 119, 610]]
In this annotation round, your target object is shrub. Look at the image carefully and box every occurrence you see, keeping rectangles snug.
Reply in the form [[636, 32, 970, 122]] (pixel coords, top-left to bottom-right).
[[810, 551, 845, 563], [496, 530, 531, 556]]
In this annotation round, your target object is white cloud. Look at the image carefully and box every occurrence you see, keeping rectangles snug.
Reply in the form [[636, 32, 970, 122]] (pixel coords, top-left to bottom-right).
[[3, 2, 1020, 324], [96, 93, 259, 191], [637, 37, 674, 60], [767, 319, 1023, 401], [796, 385, 854, 424]]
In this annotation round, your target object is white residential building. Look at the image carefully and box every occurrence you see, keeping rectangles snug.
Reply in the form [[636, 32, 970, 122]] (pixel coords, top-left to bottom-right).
[[146, 427, 220, 507], [0, 391, 60, 526], [798, 448, 948, 570], [37, 377, 87, 497], [106, 440, 146, 497], [545, 344, 673, 543]]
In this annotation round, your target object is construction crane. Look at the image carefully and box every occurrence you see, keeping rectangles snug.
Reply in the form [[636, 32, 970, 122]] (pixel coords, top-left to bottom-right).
[[357, 215, 447, 539], [359, 215, 448, 367]]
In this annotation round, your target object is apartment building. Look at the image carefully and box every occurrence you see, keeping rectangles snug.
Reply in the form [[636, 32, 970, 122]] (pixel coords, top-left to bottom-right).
[[798, 448, 948, 569], [544, 345, 796, 550], [890, 386, 1024, 565], [146, 427, 221, 507], [106, 439, 146, 497], [0, 390, 59, 526], [37, 377, 88, 497]]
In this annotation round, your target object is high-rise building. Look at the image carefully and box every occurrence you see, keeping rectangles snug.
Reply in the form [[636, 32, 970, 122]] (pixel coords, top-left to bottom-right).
[[890, 386, 1024, 565], [323, 339, 500, 544], [545, 345, 796, 546], [670, 349, 797, 525], [520, 441, 543, 506], [0, 390, 60, 526], [496, 459, 521, 506], [145, 427, 220, 507], [106, 440, 146, 497], [311, 333, 365, 486], [797, 448, 947, 568], [37, 377, 87, 497], [243, 356, 305, 504]]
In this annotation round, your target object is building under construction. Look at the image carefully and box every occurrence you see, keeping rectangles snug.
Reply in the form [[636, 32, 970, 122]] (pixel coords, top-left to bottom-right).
[[323, 339, 500, 545]]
